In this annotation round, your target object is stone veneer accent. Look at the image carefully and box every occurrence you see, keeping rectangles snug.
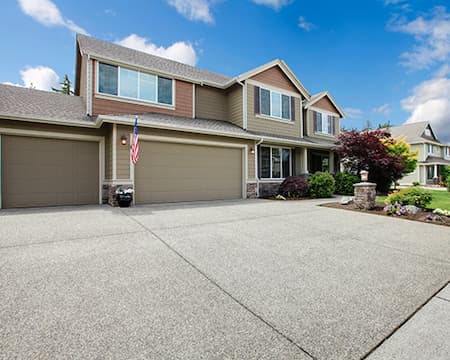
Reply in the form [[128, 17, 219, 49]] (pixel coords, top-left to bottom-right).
[[258, 182, 282, 198], [103, 183, 134, 206], [246, 183, 257, 199], [353, 182, 377, 210]]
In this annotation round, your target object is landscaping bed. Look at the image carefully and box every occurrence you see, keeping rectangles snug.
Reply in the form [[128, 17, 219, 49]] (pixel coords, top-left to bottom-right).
[[321, 202, 450, 227]]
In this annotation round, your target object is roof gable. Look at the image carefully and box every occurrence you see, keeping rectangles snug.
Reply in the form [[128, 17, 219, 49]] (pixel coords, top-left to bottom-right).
[[388, 122, 443, 144], [304, 91, 345, 118]]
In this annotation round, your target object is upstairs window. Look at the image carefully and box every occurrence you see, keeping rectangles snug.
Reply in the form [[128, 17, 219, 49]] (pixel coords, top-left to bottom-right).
[[256, 86, 294, 121], [97, 62, 173, 106], [446, 147, 450, 157], [313, 111, 336, 135]]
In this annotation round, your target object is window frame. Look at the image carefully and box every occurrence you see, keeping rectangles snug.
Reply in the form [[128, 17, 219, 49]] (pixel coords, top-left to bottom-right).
[[259, 87, 291, 121], [259, 145, 293, 180], [96, 61, 175, 107], [313, 108, 336, 136]]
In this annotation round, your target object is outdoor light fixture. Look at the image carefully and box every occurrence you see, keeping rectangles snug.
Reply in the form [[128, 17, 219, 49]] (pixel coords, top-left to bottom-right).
[[250, 148, 255, 154], [360, 170, 369, 182], [120, 135, 127, 146]]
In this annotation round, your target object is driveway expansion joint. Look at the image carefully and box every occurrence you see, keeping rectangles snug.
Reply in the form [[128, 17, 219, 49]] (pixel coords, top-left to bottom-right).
[[120, 209, 317, 360]]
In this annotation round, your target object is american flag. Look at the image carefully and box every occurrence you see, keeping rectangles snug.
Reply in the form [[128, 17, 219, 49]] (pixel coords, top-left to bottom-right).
[[130, 117, 139, 164]]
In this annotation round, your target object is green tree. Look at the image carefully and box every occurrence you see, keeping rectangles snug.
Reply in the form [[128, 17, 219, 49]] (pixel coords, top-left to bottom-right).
[[382, 137, 418, 175], [377, 121, 392, 129], [52, 74, 74, 95]]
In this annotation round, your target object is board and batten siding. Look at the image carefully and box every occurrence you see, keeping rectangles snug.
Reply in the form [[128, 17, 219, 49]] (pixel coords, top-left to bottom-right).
[[91, 60, 193, 118], [246, 83, 301, 138]]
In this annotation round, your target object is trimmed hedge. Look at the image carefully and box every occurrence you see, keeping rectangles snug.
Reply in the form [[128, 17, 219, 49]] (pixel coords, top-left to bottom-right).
[[334, 172, 359, 195], [309, 172, 336, 198], [278, 176, 309, 198]]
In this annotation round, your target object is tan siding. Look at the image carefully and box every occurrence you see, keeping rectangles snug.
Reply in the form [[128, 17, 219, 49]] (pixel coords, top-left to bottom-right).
[[305, 109, 339, 141], [246, 84, 301, 138], [195, 85, 228, 120], [227, 84, 243, 128], [116, 124, 131, 179], [250, 66, 300, 94], [114, 126, 255, 180], [104, 123, 113, 180], [91, 60, 193, 117], [78, 54, 87, 99]]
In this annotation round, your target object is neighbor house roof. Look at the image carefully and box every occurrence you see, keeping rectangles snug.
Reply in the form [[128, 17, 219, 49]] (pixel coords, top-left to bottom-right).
[[388, 122, 442, 145], [420, 156, 450, 165], [77, 34, 232, 87], [0, 83, 94, 126], [304, 91, 346, 118]]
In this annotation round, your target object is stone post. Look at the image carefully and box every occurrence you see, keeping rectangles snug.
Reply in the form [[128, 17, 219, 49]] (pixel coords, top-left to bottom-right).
[[353, 171, 376, 210]]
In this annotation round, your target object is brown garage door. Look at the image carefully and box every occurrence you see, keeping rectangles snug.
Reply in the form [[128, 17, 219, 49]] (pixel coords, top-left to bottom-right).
[[1, 135, 99, 208], [135, 141, 243, 204]]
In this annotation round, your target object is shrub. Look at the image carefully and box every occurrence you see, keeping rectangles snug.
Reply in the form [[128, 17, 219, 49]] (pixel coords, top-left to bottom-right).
[[278, 176, 309, 198], [412, 181, 420, 186], [309, 172, 336, 198], [386, 187, 432, 208], [447, 175, 450, 192], [334, 172, 360, 195]]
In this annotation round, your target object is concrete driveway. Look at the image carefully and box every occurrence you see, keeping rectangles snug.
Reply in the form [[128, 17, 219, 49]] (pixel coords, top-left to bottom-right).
[[0, 199, 449, 359]]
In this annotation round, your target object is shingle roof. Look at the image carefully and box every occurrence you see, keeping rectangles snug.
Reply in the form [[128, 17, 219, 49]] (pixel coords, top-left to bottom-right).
[[77, 35, 232, 87], [420, 156, 450, 165], [100, 112, 254, 138], [388, 122, 442, 144], [0, 83, 93, 124]]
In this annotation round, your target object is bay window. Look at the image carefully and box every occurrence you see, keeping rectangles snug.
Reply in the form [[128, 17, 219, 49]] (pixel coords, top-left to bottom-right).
[[97, 62, 173, 106], [313, 111, 336, 135], [258, 146, 292, 179]]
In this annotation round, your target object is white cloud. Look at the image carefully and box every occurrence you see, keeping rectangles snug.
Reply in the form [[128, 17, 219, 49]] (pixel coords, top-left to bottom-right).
[[18, 0, 89, 35], [385, 0, 407, 5], [115, 34, 198, 66], [20, 66, 60, 91], [401, 74, 450, 143], [388, 6, 450, 69], [298, 16, 314, 31], [251, 0, 291, 10], [372, 103, 391, 115], [344, 107, 363, 118], [166, 0, 214, 23]]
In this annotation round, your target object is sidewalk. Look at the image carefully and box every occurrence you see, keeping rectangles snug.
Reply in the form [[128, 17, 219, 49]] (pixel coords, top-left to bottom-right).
[[367, 283, 450, 360]]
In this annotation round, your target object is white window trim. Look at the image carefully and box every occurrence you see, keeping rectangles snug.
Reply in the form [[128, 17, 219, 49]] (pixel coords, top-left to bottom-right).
[[260, 87, 292, 121], [259, 145, 292, 180], [311, 107, 337, 136], [96, 61, 175, 107]]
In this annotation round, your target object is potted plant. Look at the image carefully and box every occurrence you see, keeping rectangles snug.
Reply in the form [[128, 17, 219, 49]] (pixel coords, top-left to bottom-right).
[[115, 187, 133, 207]]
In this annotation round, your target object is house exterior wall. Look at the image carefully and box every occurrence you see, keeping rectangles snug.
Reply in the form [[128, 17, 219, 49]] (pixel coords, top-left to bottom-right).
[[195, 85, 228, 121], [304, 108, 340, 140], [246, 84, 302, 137], [91, 60, 193, 118], [227, 84, 243, 128], [249, 66, 299, 93]]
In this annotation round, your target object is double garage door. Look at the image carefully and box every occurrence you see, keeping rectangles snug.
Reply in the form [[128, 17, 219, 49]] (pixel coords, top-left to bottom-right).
[[135, 141, 243, 204], [1, 135, 99, 208]]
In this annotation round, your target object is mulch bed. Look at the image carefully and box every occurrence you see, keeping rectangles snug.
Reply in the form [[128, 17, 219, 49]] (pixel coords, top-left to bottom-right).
[[321, 202, 450, 227]]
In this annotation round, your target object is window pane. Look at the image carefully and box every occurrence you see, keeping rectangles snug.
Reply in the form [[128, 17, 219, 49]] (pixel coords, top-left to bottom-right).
[[158, 77, 173, 104], [272, 148, 281, 178], [260, 88, 270, 116], [322, 114, 329, 133], [139, 72, 157, 101], [271, 92, 281, 118], [119, 68, 138, 98], [315, 112, 322, 132], [282, 149, 291, 178], [282, 95, 290, 119], [260, 147, 270, 178], [98, 63, 118, 95], [327, 115, 333, 134]]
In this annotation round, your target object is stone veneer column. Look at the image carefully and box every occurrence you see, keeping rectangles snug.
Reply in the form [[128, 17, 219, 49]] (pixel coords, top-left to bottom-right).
[[103, 183, 134, 206], [353, 182, 377, 210]]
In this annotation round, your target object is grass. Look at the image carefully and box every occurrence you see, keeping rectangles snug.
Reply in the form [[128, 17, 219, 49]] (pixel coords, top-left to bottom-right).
[[377, 189, 450, 211]]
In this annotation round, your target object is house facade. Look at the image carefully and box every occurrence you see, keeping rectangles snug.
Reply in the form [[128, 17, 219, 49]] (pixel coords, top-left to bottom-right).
[[388, 122, 450, 185], [0, 35, 344, 209]]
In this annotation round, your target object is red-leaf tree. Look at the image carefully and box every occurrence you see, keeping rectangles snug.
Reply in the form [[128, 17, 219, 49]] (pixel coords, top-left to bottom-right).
[[334, 129, 406, 193]]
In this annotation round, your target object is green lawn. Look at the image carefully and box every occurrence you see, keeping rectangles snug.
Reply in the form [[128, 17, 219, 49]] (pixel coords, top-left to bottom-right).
[[377, 189, 450, 211]]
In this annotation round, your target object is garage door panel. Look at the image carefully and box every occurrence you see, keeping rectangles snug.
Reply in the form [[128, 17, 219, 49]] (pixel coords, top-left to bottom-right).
[[136, 141, 243, 204], [1, 135, 99, 208]]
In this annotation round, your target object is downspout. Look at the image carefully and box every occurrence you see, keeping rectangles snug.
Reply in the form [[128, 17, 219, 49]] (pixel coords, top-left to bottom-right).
[[237, 80, 247, 129], [255, 138, 263, 197]]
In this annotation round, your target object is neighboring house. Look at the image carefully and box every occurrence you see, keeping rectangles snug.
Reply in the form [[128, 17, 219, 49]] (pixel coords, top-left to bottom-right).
[[0, 34, 345, 209], [388, 122, 450, 185]]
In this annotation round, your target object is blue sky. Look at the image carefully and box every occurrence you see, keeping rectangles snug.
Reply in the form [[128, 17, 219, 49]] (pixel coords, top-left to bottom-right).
[[1, 0, 449, 142]]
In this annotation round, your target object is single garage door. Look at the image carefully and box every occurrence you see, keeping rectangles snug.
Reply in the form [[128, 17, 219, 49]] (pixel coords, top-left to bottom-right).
[[1, 135, 99, 208], [135, 141, 243, 204]]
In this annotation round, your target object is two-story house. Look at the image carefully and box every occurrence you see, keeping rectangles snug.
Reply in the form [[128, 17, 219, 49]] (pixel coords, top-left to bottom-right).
[[388, 122, 450, 185], [0, 34, 344, 209]]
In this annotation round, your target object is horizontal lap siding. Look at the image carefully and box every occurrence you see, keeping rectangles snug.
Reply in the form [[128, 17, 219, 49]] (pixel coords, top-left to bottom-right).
[[116, 124, 131, 179], [227, 84, 243, 128], [104, 123, 113, 180], [305, 109, 339, 140], [91, 60, 193, 118], [195, 85, 228, 120], [246, 84, 301, 138]]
